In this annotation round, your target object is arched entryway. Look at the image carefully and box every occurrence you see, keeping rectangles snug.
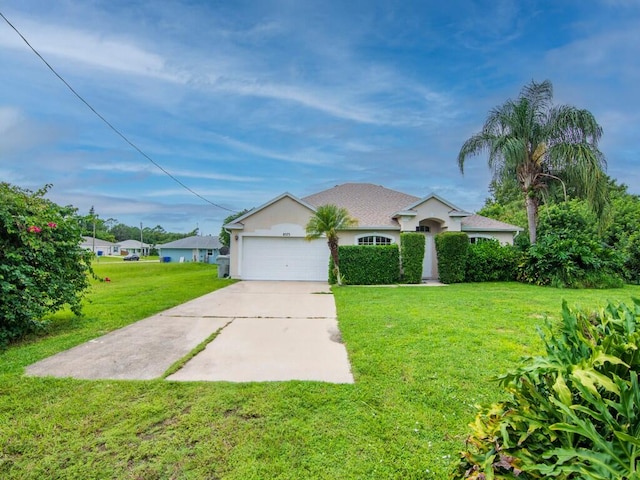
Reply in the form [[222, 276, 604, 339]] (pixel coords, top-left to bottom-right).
[[416, 218, 445, 279]]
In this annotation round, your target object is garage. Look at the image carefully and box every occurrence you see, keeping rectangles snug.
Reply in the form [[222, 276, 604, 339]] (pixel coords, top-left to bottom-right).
[[241, 236, 329, 281]]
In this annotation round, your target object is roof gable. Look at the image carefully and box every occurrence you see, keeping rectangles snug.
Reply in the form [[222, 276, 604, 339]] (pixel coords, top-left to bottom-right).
[[303, 183, 419, 228], [398, 193, 470, 217], [224, 192, 316, 229]]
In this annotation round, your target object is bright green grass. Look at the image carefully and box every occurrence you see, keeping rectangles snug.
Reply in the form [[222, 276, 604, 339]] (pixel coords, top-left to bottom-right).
[[1, 277, 639, 479]]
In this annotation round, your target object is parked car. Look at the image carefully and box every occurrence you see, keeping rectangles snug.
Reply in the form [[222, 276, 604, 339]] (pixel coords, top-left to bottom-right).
[[123, 253, 140, 261]]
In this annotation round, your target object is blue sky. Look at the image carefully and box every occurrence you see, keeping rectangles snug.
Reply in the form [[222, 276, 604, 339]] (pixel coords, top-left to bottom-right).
[[1, 1, 639, 234]]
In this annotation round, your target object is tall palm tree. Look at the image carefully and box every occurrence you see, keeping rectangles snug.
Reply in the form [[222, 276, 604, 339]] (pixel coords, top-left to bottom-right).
[[458, 80, 608, 244], [305, 204, 357, 285]]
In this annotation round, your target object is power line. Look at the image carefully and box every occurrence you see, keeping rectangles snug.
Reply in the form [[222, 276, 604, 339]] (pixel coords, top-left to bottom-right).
[[0, 11, 238, 214]]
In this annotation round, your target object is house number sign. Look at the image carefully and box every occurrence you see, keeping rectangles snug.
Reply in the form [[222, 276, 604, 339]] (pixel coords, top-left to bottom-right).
[[282, 233, 291, 237]]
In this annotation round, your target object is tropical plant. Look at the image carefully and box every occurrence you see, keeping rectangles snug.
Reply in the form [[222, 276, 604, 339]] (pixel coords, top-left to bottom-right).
[[0, 183, 94, 347], [453, 299, 640, 479], [458, 80, 608, 244], [305, 204, 356, 285]]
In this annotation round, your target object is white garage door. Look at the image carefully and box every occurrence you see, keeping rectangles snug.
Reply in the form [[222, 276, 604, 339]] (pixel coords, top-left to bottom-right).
[[241, 237, 329, 281]]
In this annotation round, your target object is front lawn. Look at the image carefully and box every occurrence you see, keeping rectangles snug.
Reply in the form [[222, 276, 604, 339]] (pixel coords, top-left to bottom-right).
[[2, 272, 639, 478]]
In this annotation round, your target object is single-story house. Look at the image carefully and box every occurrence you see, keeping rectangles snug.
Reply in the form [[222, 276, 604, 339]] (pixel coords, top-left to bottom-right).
[[118, 239, 152, 256], [80, 236, 120, 256], [158, 235, 222, 264], [224, 183, 523, 281]]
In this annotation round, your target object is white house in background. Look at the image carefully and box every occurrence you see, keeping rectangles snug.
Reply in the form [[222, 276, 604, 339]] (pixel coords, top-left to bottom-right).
[[157, 235, 222, 264], [224, 183, 523, 282], [80, 236, 119, 256], [118, 239, 152, 256]]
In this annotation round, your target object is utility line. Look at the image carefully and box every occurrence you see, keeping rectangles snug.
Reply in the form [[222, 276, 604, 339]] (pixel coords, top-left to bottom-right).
[[0, 11, 238, 213]]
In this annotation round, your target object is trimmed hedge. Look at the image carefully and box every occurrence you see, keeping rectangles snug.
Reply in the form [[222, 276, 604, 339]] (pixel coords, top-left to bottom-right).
[[400, 233, 425, 284], [465, 239, 521, 282], [329, 245, 400, 285], [434, 232, 468, 283]]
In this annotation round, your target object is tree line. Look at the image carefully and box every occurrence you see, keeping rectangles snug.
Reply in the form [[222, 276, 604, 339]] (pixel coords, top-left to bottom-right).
[[80, 206, 198, 246]]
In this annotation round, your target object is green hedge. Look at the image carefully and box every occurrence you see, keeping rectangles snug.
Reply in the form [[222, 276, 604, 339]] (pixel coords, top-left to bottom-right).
[[400, 233, 425, 284], [329, 245, 400, 285], [465, 239, 521, 282], [434, 232, 468, 283]]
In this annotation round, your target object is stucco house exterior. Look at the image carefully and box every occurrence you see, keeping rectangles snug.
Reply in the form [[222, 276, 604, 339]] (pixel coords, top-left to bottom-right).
[[118, 239, 152, 256], [158, 235, 222, 264], [224, 183, 522, 281], [80, 236, 119, 256]]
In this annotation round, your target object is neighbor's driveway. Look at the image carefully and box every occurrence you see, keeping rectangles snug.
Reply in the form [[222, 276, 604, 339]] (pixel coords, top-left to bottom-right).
[[25, 282, 354, 384]]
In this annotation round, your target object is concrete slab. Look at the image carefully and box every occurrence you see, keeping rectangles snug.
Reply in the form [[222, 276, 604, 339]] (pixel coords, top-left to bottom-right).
[[25, 316, 228, 380], [167, 317, 354, 383], [26, 281, 353, 384], [161, 281, 336, 318]]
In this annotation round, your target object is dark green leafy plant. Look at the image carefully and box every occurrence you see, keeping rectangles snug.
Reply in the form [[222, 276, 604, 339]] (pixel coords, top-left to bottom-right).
[[453, 299, 640, 479], [329, 245, 399, 285], [465, 239, 521, 282], [519, 234, 624, 289], [624, 233, 640, 284], [435, 232, 469, 283], [400, 233, 425, 284], [0, 183, 94, 347]]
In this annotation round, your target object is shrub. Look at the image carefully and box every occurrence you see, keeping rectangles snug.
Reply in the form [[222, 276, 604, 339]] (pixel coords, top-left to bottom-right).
[[0, 183, 93, 347], [624, 232, 640, 284], [465, 240, 521, 282], [453, 299, 640, 479], [519, 233, 624, 288], [400, 233, 425, 284], [330, 245, 399, 285], [435, 232, 468, 283]]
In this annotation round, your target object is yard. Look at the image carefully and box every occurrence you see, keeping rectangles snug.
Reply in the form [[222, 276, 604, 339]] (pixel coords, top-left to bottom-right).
[[1, 263, 639, 479]]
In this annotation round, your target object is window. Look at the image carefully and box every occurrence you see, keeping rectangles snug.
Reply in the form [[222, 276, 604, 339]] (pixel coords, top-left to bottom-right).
[[207, 249, 213, 255], [357, 235, 392, 246], [469, 236, 496, 244], [415, 225, 430, 232]]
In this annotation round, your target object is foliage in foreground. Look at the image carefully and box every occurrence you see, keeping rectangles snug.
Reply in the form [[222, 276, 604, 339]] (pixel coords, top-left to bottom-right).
[[0, 183, 93, 347], [454, 299, 640, 479]]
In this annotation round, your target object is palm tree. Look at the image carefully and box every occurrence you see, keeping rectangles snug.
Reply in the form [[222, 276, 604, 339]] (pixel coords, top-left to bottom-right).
[[458, 80, 608, 244], [305, 204, 357, 285]]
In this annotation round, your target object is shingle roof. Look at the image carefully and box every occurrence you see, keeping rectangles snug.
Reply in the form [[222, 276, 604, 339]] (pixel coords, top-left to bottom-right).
[[461, 214, 524, 231], [158, 235, 222, 249], [303, 183, 420, 228], [81, 236, 117, 247], [118, 239, 152, 248]]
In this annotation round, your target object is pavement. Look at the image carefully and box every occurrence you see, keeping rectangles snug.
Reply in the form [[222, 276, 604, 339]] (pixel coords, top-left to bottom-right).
[[25, 281, 354, 384]]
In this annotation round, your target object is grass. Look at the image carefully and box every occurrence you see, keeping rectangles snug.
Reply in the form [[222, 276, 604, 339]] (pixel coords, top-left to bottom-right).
[[2, 271, 640, 479]]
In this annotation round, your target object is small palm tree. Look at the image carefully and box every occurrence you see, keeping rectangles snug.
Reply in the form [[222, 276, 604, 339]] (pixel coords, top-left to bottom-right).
[[305, 204, 357, 285], [458, 80, 608, 244]]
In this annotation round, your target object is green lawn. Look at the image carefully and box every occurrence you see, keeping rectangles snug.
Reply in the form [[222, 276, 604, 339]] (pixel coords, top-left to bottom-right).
[[2, 268, 639, 479]]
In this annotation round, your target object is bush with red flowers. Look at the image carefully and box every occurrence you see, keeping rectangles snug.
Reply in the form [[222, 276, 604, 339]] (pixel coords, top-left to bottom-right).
[[0, 183, 94, 347]]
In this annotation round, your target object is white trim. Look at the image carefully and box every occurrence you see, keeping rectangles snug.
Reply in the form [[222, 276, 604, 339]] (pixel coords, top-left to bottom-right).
[[223, 192, 317, 229], [355, 233, 395, 246]]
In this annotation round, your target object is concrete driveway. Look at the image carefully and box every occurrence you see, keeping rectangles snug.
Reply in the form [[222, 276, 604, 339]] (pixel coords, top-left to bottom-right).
[[25, 281, 354, 384]]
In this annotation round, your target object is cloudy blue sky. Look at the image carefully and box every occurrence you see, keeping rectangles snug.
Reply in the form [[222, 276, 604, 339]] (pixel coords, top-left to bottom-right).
[[1, 1, 639, 234]]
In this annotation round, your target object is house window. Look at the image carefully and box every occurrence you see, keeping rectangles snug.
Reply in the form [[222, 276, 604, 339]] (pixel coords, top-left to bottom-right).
[[415, 225, 430, 232], [357, 235, 393, 246], [469, 236, 496, 244], [207, 249, 213, 255]]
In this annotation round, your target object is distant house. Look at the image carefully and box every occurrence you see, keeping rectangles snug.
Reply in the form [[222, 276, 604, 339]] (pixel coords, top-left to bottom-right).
[[158, 236, 222, 264], [80, 236, 119, 256], [118, 239, 152, 256]]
